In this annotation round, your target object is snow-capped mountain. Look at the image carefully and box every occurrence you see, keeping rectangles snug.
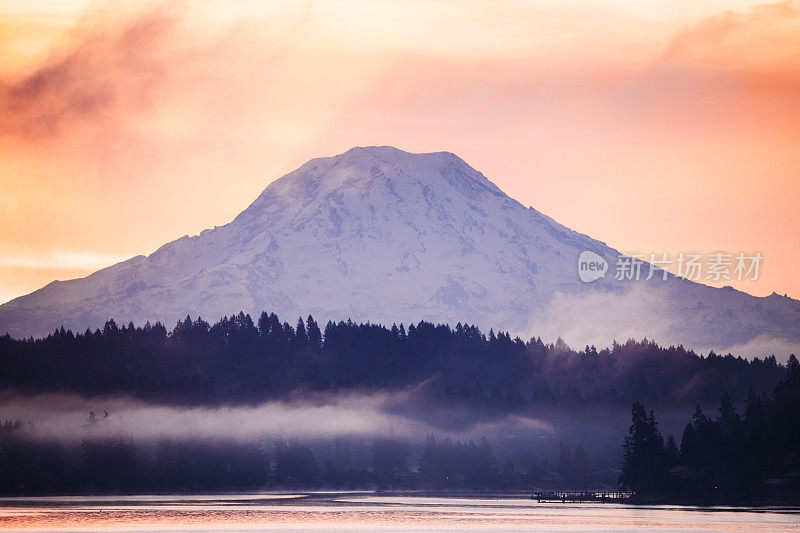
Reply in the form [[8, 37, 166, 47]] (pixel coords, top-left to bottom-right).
[[1, 146, 798, 355]]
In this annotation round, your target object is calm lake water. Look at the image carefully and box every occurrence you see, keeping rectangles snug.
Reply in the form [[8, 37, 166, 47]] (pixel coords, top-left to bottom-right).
[[0, 493, 798, 532]]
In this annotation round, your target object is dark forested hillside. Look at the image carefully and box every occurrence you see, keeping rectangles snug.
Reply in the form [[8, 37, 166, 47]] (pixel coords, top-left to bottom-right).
[[619, 356, 800, 504], [0, 311, 795, 498], [0, 311, 785, 409]]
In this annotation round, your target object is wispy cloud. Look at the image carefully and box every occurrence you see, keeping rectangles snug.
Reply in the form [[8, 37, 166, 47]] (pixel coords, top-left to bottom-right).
[[0, 5, 175, 141], [659, 0, 800, 71], [0, 245, 129, 270], [720, 334, 800, 362]]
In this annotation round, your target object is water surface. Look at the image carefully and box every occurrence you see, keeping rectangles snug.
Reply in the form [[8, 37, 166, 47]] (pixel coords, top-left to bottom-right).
[[1, 493, 798, 532]]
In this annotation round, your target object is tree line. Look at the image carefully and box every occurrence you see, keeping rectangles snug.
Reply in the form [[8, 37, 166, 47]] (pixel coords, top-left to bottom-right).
[[620, 355, 800, 504], [0, 311, 786, 410]]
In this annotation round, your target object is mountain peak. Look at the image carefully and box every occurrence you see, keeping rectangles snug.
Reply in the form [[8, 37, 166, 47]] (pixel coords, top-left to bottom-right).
[[236, 146, 504, 226], [341, 145, 415, 159], [328, 146, 501, 196], [315, 146, 481, 183], [338, 145, 464, 166], [1, 146, 798, 360]]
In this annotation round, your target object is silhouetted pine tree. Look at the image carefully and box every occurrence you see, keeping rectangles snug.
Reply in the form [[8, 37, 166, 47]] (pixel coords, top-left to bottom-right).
[[620, 402, 668, 497]]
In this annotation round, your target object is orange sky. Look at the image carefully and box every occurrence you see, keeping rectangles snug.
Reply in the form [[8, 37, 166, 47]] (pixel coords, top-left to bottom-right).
[[1, 0, 799, 304]]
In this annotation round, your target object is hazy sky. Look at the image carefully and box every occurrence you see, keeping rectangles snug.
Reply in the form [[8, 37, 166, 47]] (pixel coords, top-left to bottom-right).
[[1, 0, 799, 304]]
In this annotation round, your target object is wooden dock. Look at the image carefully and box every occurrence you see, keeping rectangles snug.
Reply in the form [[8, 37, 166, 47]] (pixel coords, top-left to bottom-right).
[[533, 490, 629, 503]]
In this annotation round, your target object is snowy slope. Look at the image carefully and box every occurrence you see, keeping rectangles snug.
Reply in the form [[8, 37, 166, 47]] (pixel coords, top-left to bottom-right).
[[1, 147, 798, 355]]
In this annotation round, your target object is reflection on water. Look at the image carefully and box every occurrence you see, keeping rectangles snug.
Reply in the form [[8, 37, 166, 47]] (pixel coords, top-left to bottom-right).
[[0, 493, 798, 532]]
